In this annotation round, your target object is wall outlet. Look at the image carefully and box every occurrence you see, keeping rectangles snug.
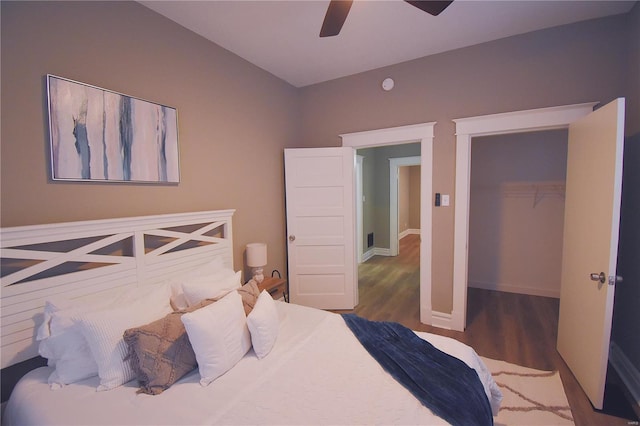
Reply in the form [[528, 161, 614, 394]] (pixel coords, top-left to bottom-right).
[[442, 194, 450, 206]]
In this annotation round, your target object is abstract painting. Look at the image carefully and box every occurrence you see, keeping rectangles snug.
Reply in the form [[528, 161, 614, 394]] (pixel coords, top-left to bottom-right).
[[47, 75, 179, 183]]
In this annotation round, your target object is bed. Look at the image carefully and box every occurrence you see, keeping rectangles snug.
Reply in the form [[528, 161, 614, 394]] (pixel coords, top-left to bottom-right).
[[1, 210, 502, 425]]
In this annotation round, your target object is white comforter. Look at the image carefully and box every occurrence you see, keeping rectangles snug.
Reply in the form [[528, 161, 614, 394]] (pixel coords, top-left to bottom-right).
[[4, 302, 502, 425]]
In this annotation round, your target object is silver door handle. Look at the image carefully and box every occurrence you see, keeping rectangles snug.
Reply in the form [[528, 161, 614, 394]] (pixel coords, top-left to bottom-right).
[[590, 272, 606, 284], [289, 235, 296, 242]]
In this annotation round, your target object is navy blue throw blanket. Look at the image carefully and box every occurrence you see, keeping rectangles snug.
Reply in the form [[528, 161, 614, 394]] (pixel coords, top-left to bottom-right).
[[342, 314, 493, 426]]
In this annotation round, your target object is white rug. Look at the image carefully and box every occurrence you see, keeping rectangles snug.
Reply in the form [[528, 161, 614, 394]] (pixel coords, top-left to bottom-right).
[[481, 357, 574, 425]]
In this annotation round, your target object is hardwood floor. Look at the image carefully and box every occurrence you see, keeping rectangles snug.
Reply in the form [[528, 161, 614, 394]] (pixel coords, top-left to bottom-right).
[[336, 234, 631, 425]]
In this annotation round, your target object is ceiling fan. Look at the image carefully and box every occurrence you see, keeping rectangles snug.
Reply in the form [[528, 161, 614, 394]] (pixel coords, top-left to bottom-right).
[[320, 0, 453, 37]]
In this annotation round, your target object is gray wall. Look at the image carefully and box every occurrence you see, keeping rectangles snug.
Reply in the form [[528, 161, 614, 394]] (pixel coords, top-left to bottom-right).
[[612, 3, 640, 376], [357, 143, 420, 250], [612, 0, 640, 385], [614, 132, 640, 384]]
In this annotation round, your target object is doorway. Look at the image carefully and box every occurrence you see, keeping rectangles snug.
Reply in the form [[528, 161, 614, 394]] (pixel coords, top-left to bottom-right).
[[356, 147, 421, 261], [341, 122, 434, 324], [468, 130, 568, 299], [452, 102, 597, 331], [390, 156, 421, 257]]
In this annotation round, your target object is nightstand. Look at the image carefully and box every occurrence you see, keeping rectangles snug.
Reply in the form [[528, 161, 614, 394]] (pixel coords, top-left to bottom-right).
[[257, 276, 288, 302]]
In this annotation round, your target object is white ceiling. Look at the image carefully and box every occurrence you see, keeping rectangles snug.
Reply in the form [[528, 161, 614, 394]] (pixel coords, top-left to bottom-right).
[[140, 0, 636, 88]]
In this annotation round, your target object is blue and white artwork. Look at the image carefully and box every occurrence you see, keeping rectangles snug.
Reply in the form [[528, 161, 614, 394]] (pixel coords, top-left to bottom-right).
[[47, 75, 179, 183]]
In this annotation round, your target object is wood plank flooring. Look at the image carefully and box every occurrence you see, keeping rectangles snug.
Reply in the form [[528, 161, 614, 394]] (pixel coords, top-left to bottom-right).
[[335, 234, 631, 425]]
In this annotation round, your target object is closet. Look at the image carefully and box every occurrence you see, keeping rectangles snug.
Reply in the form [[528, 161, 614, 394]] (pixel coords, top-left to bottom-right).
[[468, 129, 568, 298]]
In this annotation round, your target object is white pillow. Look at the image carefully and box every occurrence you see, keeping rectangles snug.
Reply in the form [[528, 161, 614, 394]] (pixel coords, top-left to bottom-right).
[[76, 285, 172, 391], [37, 294, 123, 388], [168, 257, 226, 310], [37, 294, 114, 341], [182, 269, 242, 307], [246, 290, 279, 359], [41, 326, 98, 388], [181, 291, 251, 386]]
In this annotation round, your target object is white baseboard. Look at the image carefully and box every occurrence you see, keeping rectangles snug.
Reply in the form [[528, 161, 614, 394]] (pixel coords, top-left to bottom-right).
[[361, 247, 392, 263], [374, 248, 391, 257], [431, 311, 453, 329], [468, 280, 560, 299], [399, 228, 420, 239], [609, 341, 640, 412], [361, 249, 375, 263]]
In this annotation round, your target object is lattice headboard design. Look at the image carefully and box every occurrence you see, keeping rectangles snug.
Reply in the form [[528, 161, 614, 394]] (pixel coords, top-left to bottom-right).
[[0, 210, 235, 368]]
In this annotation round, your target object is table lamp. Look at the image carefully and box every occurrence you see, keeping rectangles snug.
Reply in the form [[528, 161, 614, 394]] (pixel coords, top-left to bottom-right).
[[246, 242, 267, 283]]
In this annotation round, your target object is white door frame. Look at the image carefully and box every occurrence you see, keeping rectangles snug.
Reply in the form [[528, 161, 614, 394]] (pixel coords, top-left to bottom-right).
[[356, 155, 364, 263], [341, 122, 435, 324], [390, 156, 421, 256], [451, 102, 597, 331]]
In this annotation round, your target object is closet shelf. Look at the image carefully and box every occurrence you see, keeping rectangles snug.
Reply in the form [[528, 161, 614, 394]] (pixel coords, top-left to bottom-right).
[[501, 181, 566, 207]]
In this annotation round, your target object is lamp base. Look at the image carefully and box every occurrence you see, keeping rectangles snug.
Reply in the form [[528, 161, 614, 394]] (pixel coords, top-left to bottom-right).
[[251, 267, 265, 283]]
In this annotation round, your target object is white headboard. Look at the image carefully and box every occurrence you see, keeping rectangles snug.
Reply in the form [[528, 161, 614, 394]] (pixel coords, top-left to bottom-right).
[[0, 209, 235, 369]]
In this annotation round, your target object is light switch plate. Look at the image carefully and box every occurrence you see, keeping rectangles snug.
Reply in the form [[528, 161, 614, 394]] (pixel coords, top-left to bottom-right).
[[442, 194, 450, 206]]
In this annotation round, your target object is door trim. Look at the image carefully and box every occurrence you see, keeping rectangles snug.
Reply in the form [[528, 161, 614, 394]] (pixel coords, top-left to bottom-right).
[[341, 122, 434, 324], [451, 102, 597, 331], [356, 155, 364, 263]]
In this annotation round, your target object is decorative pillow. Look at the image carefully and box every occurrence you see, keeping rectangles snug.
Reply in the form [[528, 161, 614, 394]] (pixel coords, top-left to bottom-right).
[[182, 269, 242, 307], [181, 291, 251, 386], [247, 290, 279, 359], [237, 280, 260, 316], [76, 285, 172, 391], [123, 299, 214, 395]]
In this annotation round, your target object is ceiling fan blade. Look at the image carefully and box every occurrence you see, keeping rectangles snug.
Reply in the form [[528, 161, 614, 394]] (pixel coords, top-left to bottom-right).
[[405, 0, 453, 16], [320, 0, 353, 37]]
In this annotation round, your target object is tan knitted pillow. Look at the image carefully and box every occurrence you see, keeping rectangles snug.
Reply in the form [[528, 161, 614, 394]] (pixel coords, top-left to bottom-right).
[[123, 299, 213, 395], [237, 280, 260, 316]]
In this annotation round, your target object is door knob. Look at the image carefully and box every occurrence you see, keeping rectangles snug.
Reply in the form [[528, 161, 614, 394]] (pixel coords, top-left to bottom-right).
[[289, 235, 296, 242], [590, 272, 606, 284]]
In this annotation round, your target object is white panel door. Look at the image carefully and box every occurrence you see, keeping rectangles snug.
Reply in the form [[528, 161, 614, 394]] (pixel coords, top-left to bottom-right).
[[284, 147, 356, 310], [557, 98, 625, 409]]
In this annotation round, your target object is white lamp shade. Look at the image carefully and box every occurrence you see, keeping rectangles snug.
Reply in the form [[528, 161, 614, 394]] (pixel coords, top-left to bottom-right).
[[246, 243, 267, 267]]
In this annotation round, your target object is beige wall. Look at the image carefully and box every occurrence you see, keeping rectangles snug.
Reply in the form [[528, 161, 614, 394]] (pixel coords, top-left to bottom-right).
[[298, 11, 636, 312], [624, 3, 640, 137], [468, 130, 568, 298], [409, 166, 421, 230], [399, 167, 410, 234], [1, 1, 300, 278], [399, 165, 421, 234]]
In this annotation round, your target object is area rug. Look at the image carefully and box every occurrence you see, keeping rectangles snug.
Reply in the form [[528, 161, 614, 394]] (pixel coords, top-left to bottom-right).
[[481, 357, 574, 425]]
